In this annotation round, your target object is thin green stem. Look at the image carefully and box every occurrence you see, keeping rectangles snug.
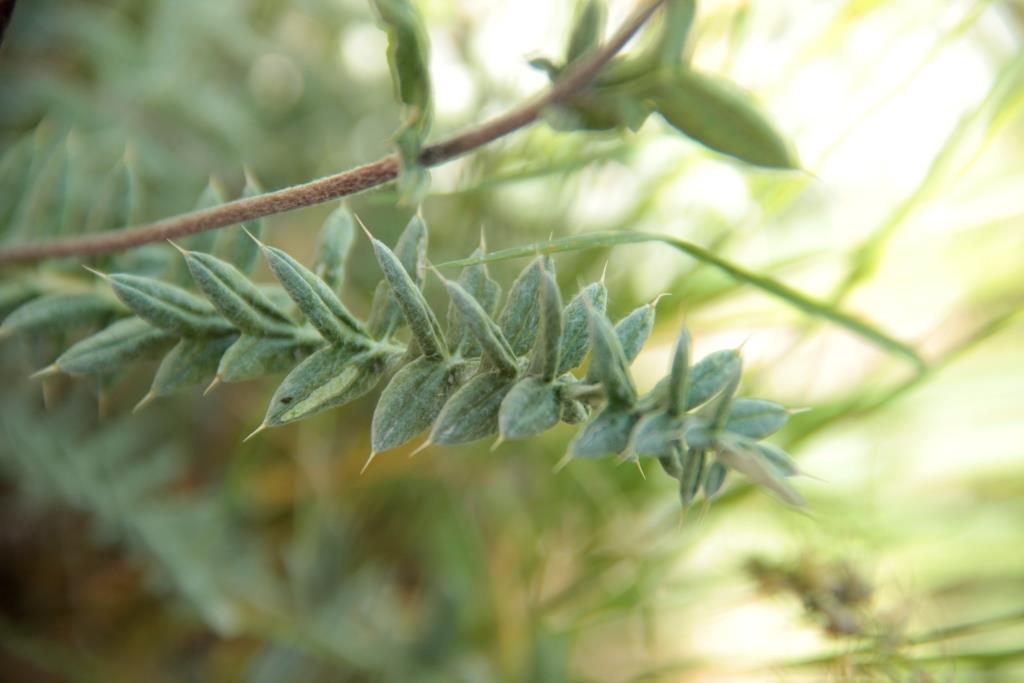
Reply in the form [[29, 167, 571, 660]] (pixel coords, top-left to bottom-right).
[[439, 231, 925, 370]]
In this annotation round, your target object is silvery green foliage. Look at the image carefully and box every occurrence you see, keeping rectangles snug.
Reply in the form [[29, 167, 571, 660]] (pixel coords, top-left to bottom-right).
[[3, 203, 804, 509]]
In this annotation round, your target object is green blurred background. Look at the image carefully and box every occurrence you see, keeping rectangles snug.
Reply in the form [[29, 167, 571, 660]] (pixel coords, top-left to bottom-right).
[[1, 0, 1023, 680]]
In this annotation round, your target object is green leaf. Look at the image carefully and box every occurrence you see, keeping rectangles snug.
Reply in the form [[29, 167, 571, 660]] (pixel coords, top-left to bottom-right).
[[585, 302, 654, 383], [617, 302, 656, 363], [557, 281, 607, 375], [264, 345, 397, 427], [216, 170, 265, 274], [498, 376, 561, 441], [431, 371, 515, 445], [53, 318, 174, 377], [652, 68, 797, 169], [705, 354, 742, 431], [498, 257, 545, 356], [715, 434, 803, 505], [679, 447, 706, 506], [657, 0, 697, 68], [182, 178, 226, 255], [218, 334, 319, 384], [687, 349, 741, 409], [260, 242, 368, 345], [88, 153, 138, 234], [756, 442, 799, 478], [703, 460, 727, 499], [586, 307, 637, 406], [570, 406, 639, 458], [368, 214, 428, 340], [658, 446, 683, 479], [369, 0, 433, 203], [566, 0, 606, 63], [104, 272, 233, 337], [631, 410, 683, 458], [0, 282, 38, 318], [368, 230, 447, 359], [180, 249, 294, 336], [314, 204, 357, 291], [725, 398, 789, 439], [526, 267, 562, 381], [438, 234, 923, 370], [16, 133, 70, 240], [445, 249, 502, 356], [372, 356, 470, 453], [560, 396, 590, 424], [683, 419, 713, 450], [1, 292, 121, 337], [547, 90, 653, 133], [667, 325, 691, 416], [148, 335, 236, 399], [440, 274, 516, 374]]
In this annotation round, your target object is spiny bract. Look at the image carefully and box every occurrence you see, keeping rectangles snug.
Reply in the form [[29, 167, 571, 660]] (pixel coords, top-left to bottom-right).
[[2, 205, 805, 509]]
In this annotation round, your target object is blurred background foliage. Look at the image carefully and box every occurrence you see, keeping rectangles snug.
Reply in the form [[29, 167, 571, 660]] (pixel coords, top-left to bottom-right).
[[1, 0, 1023, 681]]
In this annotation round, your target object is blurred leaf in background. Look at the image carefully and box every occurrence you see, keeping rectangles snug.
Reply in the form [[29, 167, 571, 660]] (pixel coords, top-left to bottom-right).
[[1, 0, 1024, 681]]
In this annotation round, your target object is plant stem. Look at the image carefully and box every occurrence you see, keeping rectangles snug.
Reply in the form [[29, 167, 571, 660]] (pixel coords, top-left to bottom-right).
[[439, 231, 926, 370], [0, 0, 666, 266], [0, 0, 17, 47]]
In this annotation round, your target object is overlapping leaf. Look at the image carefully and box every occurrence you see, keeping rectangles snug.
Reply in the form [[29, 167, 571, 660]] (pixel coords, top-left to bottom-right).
[[11, 209, 808, 510], [369, 0, 433, 203]]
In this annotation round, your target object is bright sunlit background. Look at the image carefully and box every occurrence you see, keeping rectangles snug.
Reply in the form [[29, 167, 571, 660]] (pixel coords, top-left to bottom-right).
[[1, 0, 1022, 681]]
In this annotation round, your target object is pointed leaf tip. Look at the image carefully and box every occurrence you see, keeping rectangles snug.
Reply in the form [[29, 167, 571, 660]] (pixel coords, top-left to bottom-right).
[[203, 375, 222, 396], [241, 225, 263, 246], [354, 214, 375, 242], [409, 440, 432, 458], [30, 364, 60, 380], [81, 265, 108, 280], [132, 391, 156, 414], [243, 424, 267, 442]]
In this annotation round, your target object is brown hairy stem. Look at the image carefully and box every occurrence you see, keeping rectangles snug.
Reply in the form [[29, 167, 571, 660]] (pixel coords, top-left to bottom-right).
[[0, 0, 666, 266]]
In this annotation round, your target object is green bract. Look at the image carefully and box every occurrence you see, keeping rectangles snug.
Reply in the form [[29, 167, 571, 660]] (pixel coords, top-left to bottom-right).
[[180, 249, 293, 336], [8, 206, 806, 510], [499, 376, 561, 441], [371, 356, 470, 453], [1, 292, 121, 337], [652, 68, 798, 169], [687, 349, 742, 409], [527, 267, 562, 381], [498, 257, 545, 356], [265, 345, 397, 428], [557, 281, 607, 375], [179, 178, 226, 257], [52, 317, 174, 376], [104, 272, 233, 337], [367, 213, 428, 340], [566, 0, 606, 64], [314, 205, 356, 292], [445, 249, 501, 357], [260, 241, 368, 345], [214, 170, 265, 274], [217, 334, 317, 384], [439, 274, 516, 375], [585, 305, 637, 406], [431, 371, 515, 446], [148, 335, 236, 401], [369, 0, 433, 203], [367, 226, 446, 359]]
